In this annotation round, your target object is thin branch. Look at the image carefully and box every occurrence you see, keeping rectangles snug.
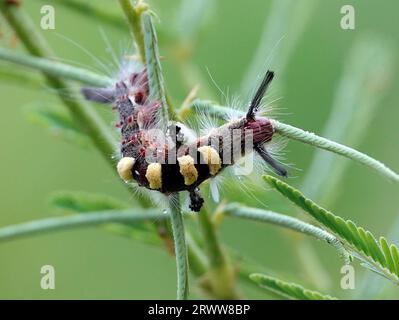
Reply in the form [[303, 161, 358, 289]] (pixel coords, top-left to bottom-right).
[[224, 203, 350, 264], [142, 12, 177, 120], [118, 0, 148, 62], [140, 8, 187, 299], [0, 209, 166, 242], [168, 194, 189, 300], [272, 120, 399, 183], [0, 47, 112, 87]]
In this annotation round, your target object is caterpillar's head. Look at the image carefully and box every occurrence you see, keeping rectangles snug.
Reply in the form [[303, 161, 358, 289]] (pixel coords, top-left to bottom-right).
[[244, 116, 274, 145]]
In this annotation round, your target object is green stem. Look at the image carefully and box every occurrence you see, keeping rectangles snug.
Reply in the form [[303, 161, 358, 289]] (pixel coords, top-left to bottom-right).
[[0, 47, 112, 87], [168, 194, 189, 300], [0, 209, 165, 242], [272, 120, 399, 182], [118, 0, 147, 62], [0, 206, 212, 292], [142, 13, 177, 121], [224, 203, 350, 264], [0, 3, 117, 164], [140, 8, 187, 299]]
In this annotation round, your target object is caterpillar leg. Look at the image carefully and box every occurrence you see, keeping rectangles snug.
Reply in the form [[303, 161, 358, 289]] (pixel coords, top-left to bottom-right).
[[255, 145, 288, 177], [189, 188, 204, 212]]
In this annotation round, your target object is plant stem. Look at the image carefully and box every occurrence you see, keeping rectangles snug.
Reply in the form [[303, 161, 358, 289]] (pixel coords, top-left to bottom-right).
[[0, 3, 117, 164], [224, 203, 350, 264], [142, 12, 168, 120], [197, 208, 240, 299], [118, 0, 147, 62], [0, 206, 212, 290], [168, 194, 189, 300], [142, 12, 177, 121], [0, 47, 112, 87], [140, 8, 188, 299], [0, 209, 165, 242], [272, 120, 399, 183]]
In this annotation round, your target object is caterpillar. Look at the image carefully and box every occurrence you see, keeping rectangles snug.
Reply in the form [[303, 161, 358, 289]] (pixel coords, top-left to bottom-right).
[[82, 66, 287, 212]]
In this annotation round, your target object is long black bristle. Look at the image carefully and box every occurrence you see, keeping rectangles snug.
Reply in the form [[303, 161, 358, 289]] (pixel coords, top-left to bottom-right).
[[255, 145, 287, 177], [246, 70, 274, 119]]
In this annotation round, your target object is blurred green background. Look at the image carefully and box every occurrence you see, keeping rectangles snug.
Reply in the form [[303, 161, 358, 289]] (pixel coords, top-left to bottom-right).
[[0, 0, 398, 299]]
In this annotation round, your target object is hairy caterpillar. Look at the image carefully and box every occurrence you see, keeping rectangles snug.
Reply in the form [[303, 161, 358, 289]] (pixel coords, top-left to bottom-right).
[[82, 66, 286, 211]]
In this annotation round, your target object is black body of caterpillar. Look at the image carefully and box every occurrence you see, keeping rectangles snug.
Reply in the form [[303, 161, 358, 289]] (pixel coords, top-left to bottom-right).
[[82, 69, 287, 211]]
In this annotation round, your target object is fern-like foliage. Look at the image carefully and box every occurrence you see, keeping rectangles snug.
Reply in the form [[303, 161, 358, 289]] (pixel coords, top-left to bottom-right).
[[250, 273, 337, 300], [50, 191, 162, 246], [264, 175, 399, 284]]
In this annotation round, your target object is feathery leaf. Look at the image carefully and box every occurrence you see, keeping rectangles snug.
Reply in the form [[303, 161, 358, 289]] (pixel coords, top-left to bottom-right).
[[264, 175, 399, 285], [250, 273, 337, 300]]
